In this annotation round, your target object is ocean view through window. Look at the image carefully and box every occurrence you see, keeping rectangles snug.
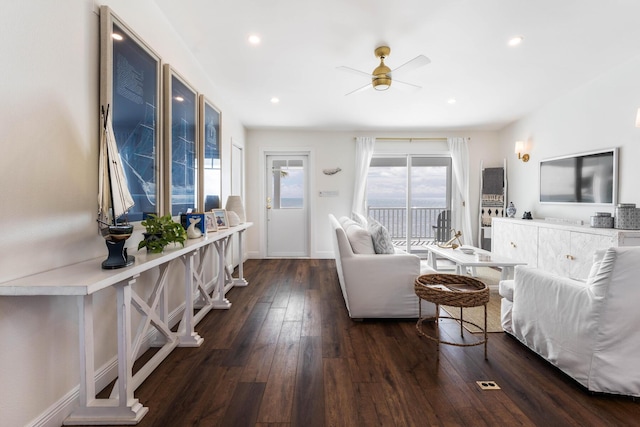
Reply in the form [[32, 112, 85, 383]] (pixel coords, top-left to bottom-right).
[[367, 156, 452, 252]]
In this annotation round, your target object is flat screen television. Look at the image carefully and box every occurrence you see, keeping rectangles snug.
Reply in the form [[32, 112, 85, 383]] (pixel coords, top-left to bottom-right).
[[539, 148, 618, 205]]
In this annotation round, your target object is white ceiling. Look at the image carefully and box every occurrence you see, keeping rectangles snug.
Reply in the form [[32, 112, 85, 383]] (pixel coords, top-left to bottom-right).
[[154, 0, 640, 132]]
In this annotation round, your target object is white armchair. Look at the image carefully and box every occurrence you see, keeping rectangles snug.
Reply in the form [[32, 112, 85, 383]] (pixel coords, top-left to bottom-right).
[[329, 214, 436, 319], [501, 246, 640, 397]]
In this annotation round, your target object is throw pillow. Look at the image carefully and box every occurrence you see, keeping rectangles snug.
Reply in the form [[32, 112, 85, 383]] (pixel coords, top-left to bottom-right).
[[367, 218, 395, 254], [345, 224, 375, 254], [351, 212, 368, 228]]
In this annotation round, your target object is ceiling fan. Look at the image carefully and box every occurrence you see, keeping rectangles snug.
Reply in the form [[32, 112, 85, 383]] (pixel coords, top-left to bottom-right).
[[337, 46, 431, 96]]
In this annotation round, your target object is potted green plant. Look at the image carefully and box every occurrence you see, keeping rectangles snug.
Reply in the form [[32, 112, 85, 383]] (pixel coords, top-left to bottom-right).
[[138, 214, 187, 253]]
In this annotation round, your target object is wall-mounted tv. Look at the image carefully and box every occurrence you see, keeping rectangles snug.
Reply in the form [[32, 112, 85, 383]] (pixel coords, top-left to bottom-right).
[[539, 148, 618, 205]]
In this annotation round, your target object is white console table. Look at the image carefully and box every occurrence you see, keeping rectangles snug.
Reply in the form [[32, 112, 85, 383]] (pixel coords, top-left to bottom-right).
[[0, 223, 251, 425]]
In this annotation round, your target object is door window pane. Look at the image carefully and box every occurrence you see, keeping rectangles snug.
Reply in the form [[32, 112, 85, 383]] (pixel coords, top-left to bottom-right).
[[410, 157, 451, 244], [366, 156, 451, 253], [272, 159, 304, 209], [366, 157, 407, 239]]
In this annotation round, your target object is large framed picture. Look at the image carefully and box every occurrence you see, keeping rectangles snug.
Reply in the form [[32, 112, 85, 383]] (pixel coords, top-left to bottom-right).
[[164, 65, 198, 216], [100, 6, 162, 221], [199, 95, 222, 211], [212, 209, 229, 229]]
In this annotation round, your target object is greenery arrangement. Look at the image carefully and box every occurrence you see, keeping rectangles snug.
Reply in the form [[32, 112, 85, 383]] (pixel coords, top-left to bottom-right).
[[138, 214, 187, 253]]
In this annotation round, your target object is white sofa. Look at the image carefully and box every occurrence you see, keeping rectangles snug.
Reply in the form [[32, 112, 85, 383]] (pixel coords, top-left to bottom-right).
[[328, 214, 436, 319], [499, 246, 640, 397]]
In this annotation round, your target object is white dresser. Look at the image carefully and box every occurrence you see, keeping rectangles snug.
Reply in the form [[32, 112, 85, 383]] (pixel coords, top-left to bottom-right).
[[491, 217, 640, 279]]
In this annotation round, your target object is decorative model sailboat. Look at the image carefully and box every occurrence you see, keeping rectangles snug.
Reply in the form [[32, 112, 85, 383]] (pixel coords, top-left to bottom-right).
[[98, 105, 136, 269]]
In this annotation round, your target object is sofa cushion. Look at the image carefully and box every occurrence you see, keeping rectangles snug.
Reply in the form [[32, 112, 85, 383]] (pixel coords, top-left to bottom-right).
[[352, 212, 368, 228], [338, 216, 355, 228], [367, 218, 395, 254], [499, 279, 514, 301], [345, 224, 375, 254]]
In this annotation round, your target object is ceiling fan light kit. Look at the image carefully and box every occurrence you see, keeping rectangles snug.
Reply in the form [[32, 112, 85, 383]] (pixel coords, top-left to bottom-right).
[[339, 45, 430, 95], [373, 46, 391, 90]]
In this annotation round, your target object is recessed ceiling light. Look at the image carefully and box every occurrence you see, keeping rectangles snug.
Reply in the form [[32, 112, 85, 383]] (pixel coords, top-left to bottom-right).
[[248, 34, 261, 45], [111, 33, 123, 41], [508, 36, 524, 47], [447, 98, 457, 104], [270, 97, 280, 104]]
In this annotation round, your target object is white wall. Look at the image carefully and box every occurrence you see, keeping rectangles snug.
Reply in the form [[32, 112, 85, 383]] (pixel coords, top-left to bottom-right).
[[245, 130, 501, 258], [0, 1, 245, 425], [499, 54, 640, 224]]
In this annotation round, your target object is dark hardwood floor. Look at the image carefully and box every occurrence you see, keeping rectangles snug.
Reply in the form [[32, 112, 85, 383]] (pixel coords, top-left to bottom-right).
[[96, 259, 639, 426]]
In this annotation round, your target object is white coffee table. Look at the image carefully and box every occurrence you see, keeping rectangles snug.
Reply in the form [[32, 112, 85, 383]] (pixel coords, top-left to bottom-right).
[[425, 245, 527, 280]]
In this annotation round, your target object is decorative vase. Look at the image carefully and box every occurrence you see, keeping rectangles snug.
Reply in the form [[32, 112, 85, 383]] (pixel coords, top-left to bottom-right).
[[225, 195, 246, 223], [506, 202, 517, 218], [227, 210, 240, 227]]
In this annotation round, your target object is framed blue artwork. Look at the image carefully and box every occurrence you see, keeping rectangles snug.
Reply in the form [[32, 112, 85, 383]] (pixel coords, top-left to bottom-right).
[[199, 95, 221, 211], [164, 65, 198, 216], [100, 6, 162, 221]]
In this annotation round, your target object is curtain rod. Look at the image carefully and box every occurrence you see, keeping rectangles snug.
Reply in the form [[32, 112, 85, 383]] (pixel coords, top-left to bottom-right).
[[355, 137, 471, 141], [374, 137, 447, 141]]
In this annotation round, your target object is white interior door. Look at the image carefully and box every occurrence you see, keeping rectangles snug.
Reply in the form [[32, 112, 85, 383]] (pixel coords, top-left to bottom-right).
[[266, 154, 309, 257]]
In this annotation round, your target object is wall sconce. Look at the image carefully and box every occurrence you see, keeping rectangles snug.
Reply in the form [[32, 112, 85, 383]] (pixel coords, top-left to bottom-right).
[[636, 108, 640, 128], [515, 140, 529, 162]]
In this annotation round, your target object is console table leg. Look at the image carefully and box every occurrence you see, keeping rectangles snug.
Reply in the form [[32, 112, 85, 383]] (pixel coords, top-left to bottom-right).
[[233, 229, 249, 287], [65, 279, 148, 425], [501, 266, 514, 280], [77, 295, 95, 408], [179, 251, 204, 347], [212, 239, 232, 309]]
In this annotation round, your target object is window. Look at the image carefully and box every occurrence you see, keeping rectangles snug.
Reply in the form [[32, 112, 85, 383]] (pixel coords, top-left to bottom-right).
[[367, 155, 452, 253], [271, 159, 304, 209]]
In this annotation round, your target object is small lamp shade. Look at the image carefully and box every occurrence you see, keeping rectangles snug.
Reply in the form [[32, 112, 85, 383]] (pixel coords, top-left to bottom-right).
[[514, 140, 525, 154], [636, 108, 640, 128], [225, 195, 245, 223]]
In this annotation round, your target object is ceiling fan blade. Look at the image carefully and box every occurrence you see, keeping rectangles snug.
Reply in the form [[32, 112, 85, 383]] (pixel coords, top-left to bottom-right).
[[392, 79, 422, 93], [344, 82, 372, 96], [336, 66, 373, 78], [388, 55, 431, 77]]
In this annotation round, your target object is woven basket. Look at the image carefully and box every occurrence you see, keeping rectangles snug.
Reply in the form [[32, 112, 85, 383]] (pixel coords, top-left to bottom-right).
[[414, 274, 489, 307]]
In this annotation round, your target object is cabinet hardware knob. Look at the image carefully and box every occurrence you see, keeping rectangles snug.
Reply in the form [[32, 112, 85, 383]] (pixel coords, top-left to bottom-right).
[[510, 242, 516, 248], [566, 254, 575, 260]]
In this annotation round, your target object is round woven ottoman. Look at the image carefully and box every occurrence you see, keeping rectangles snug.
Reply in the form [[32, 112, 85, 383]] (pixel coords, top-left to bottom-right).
[[414, 273, 490, 360]]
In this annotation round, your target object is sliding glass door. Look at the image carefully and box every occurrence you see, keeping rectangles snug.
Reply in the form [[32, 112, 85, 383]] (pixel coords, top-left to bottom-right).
[[366, 156, 451, 254]]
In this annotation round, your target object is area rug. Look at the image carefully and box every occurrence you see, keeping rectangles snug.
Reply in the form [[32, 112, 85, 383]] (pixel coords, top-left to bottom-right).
[[438, 267, 504, 333]]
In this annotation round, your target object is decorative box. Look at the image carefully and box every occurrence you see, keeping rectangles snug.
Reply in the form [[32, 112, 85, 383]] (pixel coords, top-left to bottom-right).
[[590, 212, 613, 228], [614, 203, 640, 230]]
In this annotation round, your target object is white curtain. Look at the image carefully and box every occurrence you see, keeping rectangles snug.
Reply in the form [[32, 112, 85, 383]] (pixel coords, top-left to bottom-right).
[[351, 137, 375, 216], [448, 137, 474, 246]]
